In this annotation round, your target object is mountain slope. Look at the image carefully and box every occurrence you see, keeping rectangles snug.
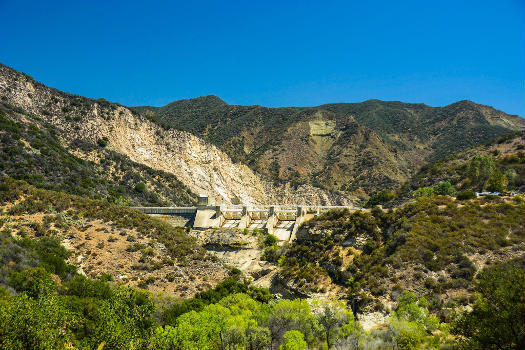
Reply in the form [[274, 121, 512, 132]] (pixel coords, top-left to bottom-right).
[[0, 103, 197, 206], [1, 62, 522, 204], [401, 132, 525, 196], [321, 99, 524, 161], [278, 195, 525, 312], [0, 63, 349, 205], [136, 96, 524, 197], [0, 177, 228, 295]]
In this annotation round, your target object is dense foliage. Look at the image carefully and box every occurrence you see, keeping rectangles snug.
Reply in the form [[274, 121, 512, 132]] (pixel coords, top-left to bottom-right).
[[401, 133, 525, 199], [453, 257, 525, 350], [161, 275, 273, 325], [2, 229, 519, 350]]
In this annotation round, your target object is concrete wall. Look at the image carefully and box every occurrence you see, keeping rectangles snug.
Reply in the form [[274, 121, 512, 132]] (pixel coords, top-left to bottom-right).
[[132, 204, 359, 241]]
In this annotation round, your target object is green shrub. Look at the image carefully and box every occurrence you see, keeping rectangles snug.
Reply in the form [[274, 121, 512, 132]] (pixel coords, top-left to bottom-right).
[[126, 243, 145, 252], [412, 187, 435, 198], [433, 181, 456, 196], [134, 182, 146, 193], [9, 267, 57, 298], [97, 137, 109, 147], [456, 190, 475, 200], [453, 258, 525, 349], [280, 330, 307, 350], [366, 190, 397, 207], [263, 234, 278, 247]]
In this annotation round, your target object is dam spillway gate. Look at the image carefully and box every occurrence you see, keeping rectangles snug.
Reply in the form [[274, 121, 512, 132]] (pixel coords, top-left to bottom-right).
[[131, 204, 358, 242]]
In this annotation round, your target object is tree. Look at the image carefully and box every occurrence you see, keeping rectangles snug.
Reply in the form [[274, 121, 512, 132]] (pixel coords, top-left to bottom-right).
[[453, 258, 525, 350], [395, 326, 422, 350], [486, 169, 507, 192], [222, 318, 247, 350], [312, 300, 349, 349], [456, 190, 475, 200], [134, 182, 146, 193], [392, 291, 429, 324], [246, 326, 271, 350], [60, 274, 113, 299], [467, 155, 496, 191], [0, 294, 76, 350], [147, 326, 179, 350], [333, 314, 363, 350], [270, 160, 281, 180], [505, 169, 518, 189], [91, 287, 156, 350], [433, 181, 456, 196], [268, 299, 319, 348], [388, 291, 441, 350], [175, 304, 231, 350], [280, 330, 307, 350], [412, 187, 435, 198], [365, 190, 397, 207]]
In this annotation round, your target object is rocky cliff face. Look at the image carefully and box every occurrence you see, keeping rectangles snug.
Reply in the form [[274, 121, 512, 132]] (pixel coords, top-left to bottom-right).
[[0, 63, 351, 205]]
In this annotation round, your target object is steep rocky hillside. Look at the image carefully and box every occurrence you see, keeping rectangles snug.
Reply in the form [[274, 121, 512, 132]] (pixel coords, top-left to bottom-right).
[[0, 63, 349, 205], [136, 95, 524, 197], [0, 103, 196, 206]]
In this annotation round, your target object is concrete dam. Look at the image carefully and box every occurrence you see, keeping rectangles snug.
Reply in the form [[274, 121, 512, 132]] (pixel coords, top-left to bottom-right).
[[133, 196, 360, 243]]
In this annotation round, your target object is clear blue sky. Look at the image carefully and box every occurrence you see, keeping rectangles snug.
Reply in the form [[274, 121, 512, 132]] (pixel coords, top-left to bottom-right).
[[1, 0, 524, 116]]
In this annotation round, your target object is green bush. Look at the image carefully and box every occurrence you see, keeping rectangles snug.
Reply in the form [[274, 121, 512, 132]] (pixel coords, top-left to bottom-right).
[[412, 187, 435, 198], [161, 278, 272, 325], [263, 234, 278, 247], [97, 137, 109, 147], [135, 182, 146, 193], [366, 190, 397, 207], [280, 330, 307, 350], [456, 190, 475, 200], [9, 267, 57, 298], [433, 181, 456, 196]]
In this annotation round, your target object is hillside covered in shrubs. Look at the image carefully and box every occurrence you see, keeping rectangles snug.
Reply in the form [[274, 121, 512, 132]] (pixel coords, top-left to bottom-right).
[[134, 96, 524, 197], [0, 177, 228, 296], [365, 132, 525, 207], [279, 195, 524, 315]]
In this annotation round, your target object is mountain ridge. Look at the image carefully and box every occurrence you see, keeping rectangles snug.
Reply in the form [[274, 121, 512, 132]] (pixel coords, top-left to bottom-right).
[[132, 91, 523, 198], [0, 62, 351, 205], [137, 94, 523, 120], [1, 61, 523, 202]]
